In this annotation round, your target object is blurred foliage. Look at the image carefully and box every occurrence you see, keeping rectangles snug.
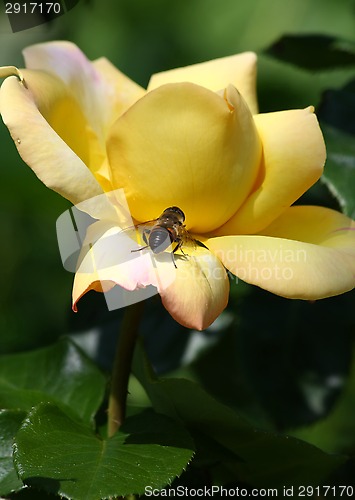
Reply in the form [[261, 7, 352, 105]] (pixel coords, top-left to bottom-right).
[[0, 0, 355, 497]]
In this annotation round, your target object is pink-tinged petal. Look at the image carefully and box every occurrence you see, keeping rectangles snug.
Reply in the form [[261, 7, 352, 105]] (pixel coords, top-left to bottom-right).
[[159, 246, 230, 330], [214, 107, 326, 235], [73, 221, 229, 330], [23, 41, 144, 144], [73, 221, 179, 309], [22, 42, 145, 191], [148, 52, 258, 114], [0, 72, 104, 205], [107, 83, 261, 232], [206, 206, 355, 299]]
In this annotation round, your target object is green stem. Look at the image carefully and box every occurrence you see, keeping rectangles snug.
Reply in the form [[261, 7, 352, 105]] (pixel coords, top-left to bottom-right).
[[108, 302, 144, 437]]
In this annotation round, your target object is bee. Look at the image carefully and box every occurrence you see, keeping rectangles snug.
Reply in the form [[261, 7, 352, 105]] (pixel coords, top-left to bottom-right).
[[129, 206, 195, 268]]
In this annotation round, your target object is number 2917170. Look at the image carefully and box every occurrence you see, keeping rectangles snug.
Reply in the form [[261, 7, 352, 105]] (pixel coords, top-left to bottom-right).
[[5, 2, 62, 15]]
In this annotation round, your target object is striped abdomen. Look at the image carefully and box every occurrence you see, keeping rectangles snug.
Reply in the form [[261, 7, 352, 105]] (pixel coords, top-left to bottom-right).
[[148, 227, 175, 254]]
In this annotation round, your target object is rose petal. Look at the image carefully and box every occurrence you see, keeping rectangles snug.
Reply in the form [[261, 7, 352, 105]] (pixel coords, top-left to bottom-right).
[[23, 42, 144, 143], [159, 245, 230, 330], [214, 107, 326, 235], [206, 206, 355, 299], [0, 72, 104, 204], [107, 83, 261, 232], [148, 52, 258, 114]]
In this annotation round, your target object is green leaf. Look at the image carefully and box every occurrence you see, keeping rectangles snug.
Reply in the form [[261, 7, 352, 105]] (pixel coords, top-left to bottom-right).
[[0, 410, 26, 496], [0, 338, 106, 425], [319, 83, 355, 135], [133, 343, 346, 489], [266, 34, 355, 71], [14, 403, 194, 499], [321, 124, 355, 219]]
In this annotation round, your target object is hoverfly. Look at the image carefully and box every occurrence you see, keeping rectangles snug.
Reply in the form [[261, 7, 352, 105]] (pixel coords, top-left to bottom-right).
[[128, 206, 196, 268]]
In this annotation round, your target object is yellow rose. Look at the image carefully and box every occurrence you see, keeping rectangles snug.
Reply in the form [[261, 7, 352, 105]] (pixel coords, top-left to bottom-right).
[[1, 42, 354, 330]]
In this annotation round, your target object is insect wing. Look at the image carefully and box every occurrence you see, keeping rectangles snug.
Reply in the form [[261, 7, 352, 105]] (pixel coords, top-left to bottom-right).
[[177, 225, 198, 248]]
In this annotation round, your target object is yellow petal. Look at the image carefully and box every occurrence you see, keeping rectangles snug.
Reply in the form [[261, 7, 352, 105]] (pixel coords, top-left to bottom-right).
[[215, 107, 326, 235], [107, 83, 261, 232], [0, 72, 104, 204], [206, 206, 355, 299], [148, 52, 258, 114], [159, 245, 230, 330]]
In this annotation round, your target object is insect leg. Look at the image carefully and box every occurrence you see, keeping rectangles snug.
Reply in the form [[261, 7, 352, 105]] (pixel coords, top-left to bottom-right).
[[172, 240, 182, 253], [170, 252, 178, 269], [131, 245, 149, 253], [169, 240, 183, 269], [173, 239, 190, 262]]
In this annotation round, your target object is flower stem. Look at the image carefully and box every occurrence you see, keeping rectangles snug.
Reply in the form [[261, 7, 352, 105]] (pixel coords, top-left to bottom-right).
[[108, 302, 144, 437]]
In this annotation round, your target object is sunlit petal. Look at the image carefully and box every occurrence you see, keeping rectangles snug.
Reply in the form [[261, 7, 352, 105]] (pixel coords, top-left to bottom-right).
[[206, 206, 355, 299], [215, 107, 326, 235]]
